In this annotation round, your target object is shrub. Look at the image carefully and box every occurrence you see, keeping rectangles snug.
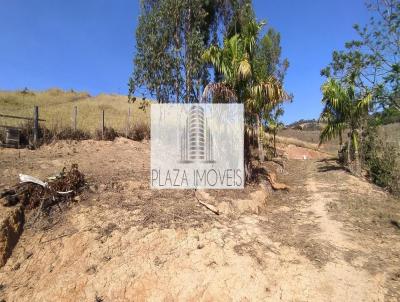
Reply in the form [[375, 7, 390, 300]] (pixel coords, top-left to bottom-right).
[[19, 120, 37, 145], [127, 122, 150, 141], [19, 87, 35, 96], [362, 125, 400, 195], [95, 127, 119, 141], [52, 127, 91, 141], [16, 121, 90, 146], [368, 144, 400, 194]]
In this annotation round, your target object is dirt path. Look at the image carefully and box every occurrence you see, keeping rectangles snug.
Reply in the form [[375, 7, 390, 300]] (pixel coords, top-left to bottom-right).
[[306, 174, 357, 250], [0, 141, 399, 301]]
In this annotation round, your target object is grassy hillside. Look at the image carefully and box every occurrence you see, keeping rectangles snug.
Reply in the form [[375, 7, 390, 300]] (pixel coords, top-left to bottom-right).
[[279, 123, 400, 155], [0, 88, 149, 133], [278, 128, 340, 154]]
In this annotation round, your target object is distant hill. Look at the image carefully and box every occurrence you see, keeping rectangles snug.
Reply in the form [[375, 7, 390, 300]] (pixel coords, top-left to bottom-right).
[[285, 119, 324, 131]]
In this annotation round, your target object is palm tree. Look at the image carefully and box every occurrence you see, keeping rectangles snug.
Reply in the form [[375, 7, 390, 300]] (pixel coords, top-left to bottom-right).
[[319, 78, 372, 174], [202, 30, 255, 101], [202, 19, 288, 179]]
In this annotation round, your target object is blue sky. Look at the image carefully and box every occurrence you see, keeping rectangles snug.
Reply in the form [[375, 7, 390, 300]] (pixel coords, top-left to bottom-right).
[[0, 0, 369, 123]]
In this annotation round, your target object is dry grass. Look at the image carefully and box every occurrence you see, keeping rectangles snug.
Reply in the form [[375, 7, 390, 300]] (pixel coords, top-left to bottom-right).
[[264, 133, 319, 150], [263, 132, 335, 157], [278, 124, 400, 155], [278, 128, 340, 154], [377, 123, 400, 147], [0, 89, 150, 134]]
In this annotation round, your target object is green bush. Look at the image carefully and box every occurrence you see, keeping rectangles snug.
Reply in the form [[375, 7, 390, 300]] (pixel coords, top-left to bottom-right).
[[362, 125, 400, 195]]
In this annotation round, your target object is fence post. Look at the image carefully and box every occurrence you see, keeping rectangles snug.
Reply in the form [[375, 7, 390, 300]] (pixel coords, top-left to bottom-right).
[[126, 107, 131, 138], [72, 106, 77, 131], [101, 110, 105, 140], [33, 106, 39, 146]]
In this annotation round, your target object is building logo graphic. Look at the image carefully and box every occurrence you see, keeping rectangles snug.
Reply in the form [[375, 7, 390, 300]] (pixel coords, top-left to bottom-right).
[[151, 103, 244, 189], [180, 105, 215, 163]]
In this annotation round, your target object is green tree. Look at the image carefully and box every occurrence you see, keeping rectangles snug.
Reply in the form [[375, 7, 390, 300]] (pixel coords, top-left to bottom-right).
[[254, 27, 290, 158], [129, 0, 250, 103], [319, 79, 372, 174], [321, 0, 399, 112], [202, 18, 289, 178], [254, 28, 289, 82], [130, 0, 207, 103]]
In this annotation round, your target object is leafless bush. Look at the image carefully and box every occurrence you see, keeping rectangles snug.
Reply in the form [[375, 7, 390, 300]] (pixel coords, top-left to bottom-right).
[[52, 127, 90, 141], [17, 121, 90, 146], [2, 117, 150, 147]]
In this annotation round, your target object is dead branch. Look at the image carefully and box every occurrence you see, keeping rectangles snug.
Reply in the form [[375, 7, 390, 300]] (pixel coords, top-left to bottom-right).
[[0, 164, 85, 222], [194, 190, 220, 215]]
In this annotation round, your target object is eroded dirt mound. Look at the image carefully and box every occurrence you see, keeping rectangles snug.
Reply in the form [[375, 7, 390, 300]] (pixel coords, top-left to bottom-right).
[[279, 143, 330, 160], [0, 164, 86, 267], [0, 206, 24, 267]]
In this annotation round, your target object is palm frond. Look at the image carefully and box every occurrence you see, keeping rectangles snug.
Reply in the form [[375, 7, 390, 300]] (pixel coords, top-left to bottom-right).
[[354, 93, 372, 117], [202, 45, 223, 74], [243, 19, 264, 53], [238, 57, 252, 80], [202, 82, 238, 103], [321, 79, 351, 120], [319, 121, 346, 145], [251, 77, 289, 106]]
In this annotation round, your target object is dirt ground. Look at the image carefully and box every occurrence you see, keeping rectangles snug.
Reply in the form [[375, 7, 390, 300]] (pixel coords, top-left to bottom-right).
[[0, 138, 399, 301]]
